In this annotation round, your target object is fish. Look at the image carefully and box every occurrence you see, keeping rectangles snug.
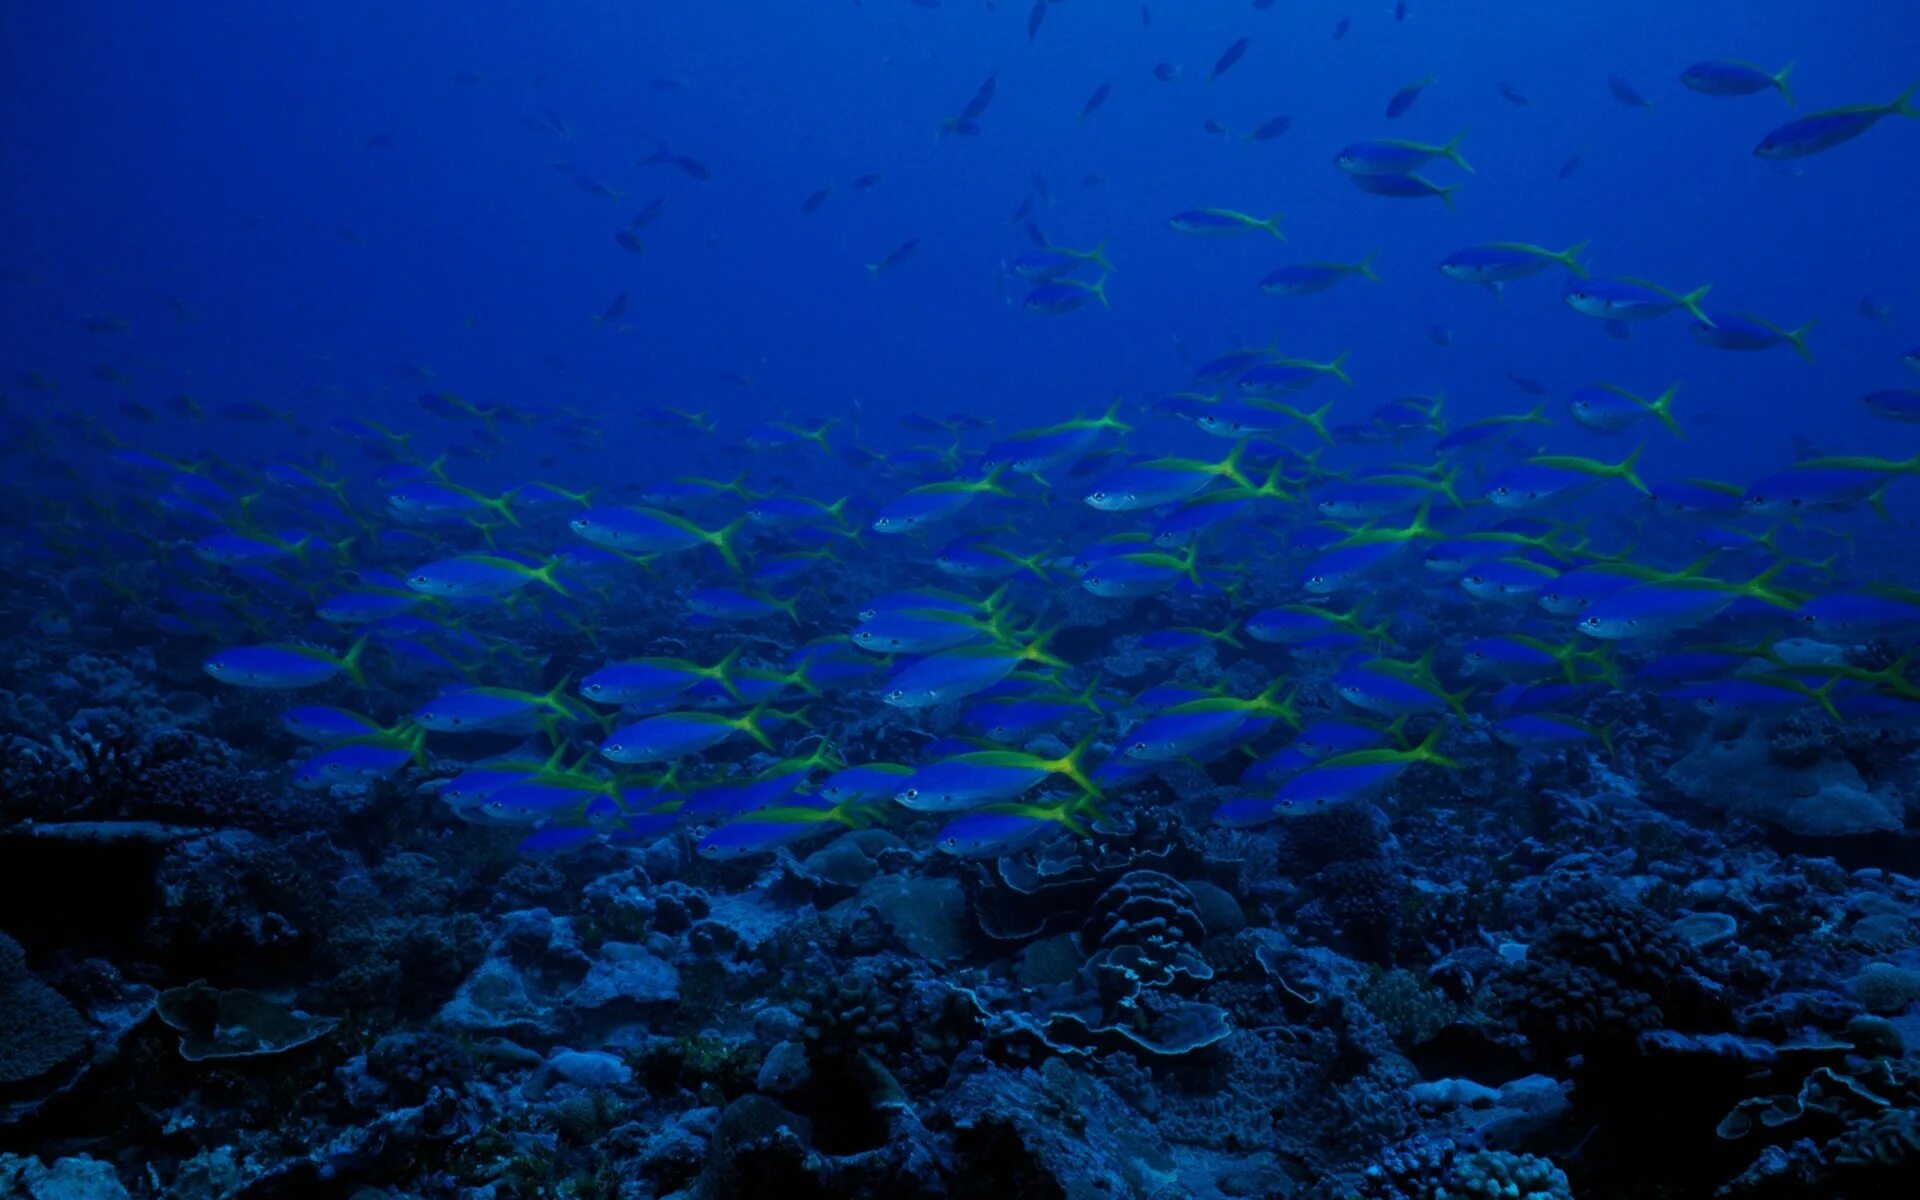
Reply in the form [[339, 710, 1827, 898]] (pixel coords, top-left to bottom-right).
[[1754, 84, 1916, 158], [1861, 389, 1920, 423], [1334, 134, 1472, 175], [1608, 74, 1654, 110], [1168, 209, 1285, 239], [1209, 38, 1250, 84], [866, 238, 920, 276], [1563, 276, 1713, 324], [1258, 255, 1381, 296], [1438, 241, 1588, 285], [1346, 173, 1458, 208], [1497, 82, 1531, 106], [1385, 75, 1435, 119], [1078, 81, 1112, 121], [1680, 60, 1795, 104], [1245, 115, 1292, 141], [1568, 383, 1682, 435], [1689, 312, 1815, 360], [204, 639, 368, 689]]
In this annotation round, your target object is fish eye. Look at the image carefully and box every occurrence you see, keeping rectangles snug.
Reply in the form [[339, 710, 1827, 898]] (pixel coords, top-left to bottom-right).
[[607, 743, 623, 753], [1090, 492, 1106, 502], [586, 683, 602, 693], [887, 689, 905, 700]]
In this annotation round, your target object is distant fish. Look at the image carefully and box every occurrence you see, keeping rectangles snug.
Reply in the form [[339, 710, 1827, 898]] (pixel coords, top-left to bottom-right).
[[1333, 17, 1351, 39], [1608, 74, 1654, 111], [1028, 1, 1046, 41], [1557, 151, 1583, 180], [1245, 115, 1292, 141], [1680, 60, 1794, 104], [851, 173, 882, 191], [1385, 75, 1434, 119], [1153, 63, 1179, 83], [802, 185, 833, 214], [1862, 389, 1920, 422], [1861, 295, 1891, 320], [642, 147, 711, 180], [1754, 85, 1916, 158], [593, 290, 630, 327], [1204, 118, 1229, 135], [1507, 372, 1547, 396], [940, 73, 998, 137], [1346, 172, 1457, 208], [1498, 81, 1531, 106], [1079, 81, 1113, 121], [1427, 324, 1452, 346], [1209, 38, 1250, 84], [867, 238, 919, 276]]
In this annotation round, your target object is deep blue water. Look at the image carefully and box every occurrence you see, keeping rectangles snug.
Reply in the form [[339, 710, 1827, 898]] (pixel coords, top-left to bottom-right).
[[4, 2, 1920, 1198]]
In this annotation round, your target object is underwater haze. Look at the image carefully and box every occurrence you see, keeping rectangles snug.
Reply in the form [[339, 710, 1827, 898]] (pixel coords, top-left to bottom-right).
[[4, 1, 1920, 1197]]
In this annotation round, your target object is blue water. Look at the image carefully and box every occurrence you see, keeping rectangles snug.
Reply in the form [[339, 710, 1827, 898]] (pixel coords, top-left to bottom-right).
[[4, 2, 1920, 1197]]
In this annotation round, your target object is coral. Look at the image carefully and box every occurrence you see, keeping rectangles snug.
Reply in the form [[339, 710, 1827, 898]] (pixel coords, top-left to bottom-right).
[[0, 930, 89, 1086], [1849, 962, 1920, 1014], [1352, 1136, 1572, 1200], [0, 1155, 132, 1200], [153, 980, 337, 1060], [363, 1030, 474, 1106], [1358, 968, 1455, 1050]]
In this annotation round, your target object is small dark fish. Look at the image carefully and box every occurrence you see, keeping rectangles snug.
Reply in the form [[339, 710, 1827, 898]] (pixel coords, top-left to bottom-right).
[[942, 73, 998, 136], [215, 400, 288, 423], [1507, 372, 1547, 396], [1386, 75, 1434, 119], [1209, 38, 1249, 84], [1204, 118, 1229, 135], [615, 229, 645, 253], [1255, 0, 1274, 8], [573, 173, 621, 199], [1604, 319, 1632, 340], [118, 400, 157, 423], [594, 291, 630, 326], [867, 238, 919, 276], [852, 173, 883, 191], [1009, 194, 1035, 223], [1153, 63, 1178, 83], [1861, 295, 1891, 321], [1498, 81, 1531, 107], [1028, 1, 1046, 41], [1394, 1, 1409, 19], [1608, 74, 1654, 111], [649, 77, 686, 92], [1427, 325, 1452, 347], [1142, 6, 1151, 26], [632, 197, 666, 227], [1557, 152, 1583, 180], [1081, 173, 1106, 188], [1246, 115, 1292, 141], [91, 364, 129, 385], [644, 149, 712, 180], [1031, 173, 1050, 202], [1333, 17, 1351, 40], [1023, 221, 1048, 249], [802, 186, 834, 214], [1079, 81, 1113, 121]]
